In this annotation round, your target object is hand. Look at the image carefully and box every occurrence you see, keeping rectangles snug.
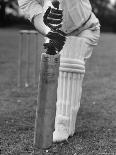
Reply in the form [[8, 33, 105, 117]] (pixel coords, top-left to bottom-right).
[[43, 0, 66, 54], [44, 31, 66, 52], [43, 6, 63, 31]]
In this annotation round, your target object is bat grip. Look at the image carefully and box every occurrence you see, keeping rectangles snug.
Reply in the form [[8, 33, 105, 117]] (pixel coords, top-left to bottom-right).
[[52, 0, 60, 10]]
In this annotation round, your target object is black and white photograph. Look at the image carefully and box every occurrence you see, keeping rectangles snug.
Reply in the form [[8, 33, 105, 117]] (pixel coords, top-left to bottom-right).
[[0, 0, 116, 154]]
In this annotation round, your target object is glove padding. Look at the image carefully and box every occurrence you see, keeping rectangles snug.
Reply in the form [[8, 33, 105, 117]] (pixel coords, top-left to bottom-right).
[[43, 1, 66, 54], [43, 6, 63, 31], [44, 31, 66, 53]]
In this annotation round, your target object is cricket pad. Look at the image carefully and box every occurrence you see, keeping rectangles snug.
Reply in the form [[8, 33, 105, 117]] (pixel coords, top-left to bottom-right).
[[34, 53, 60, 149]]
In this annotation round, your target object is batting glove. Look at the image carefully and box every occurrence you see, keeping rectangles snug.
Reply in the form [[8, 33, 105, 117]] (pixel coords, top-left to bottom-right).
[[43, 3, 63, 31], [44, 31, 66, 53]]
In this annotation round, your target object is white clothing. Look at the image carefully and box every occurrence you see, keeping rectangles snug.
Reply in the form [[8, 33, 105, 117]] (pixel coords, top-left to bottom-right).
[[53, 27, 100, 142], [18, 0, 100, 143], [18, 0, 100, 34]]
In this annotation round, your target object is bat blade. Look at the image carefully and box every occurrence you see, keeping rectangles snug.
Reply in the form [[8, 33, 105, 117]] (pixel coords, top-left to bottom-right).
[[34, 53, 60, 149]]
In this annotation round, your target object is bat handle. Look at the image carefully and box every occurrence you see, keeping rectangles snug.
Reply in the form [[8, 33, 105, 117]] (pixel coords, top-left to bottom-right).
[[52, 0, 60, 10]]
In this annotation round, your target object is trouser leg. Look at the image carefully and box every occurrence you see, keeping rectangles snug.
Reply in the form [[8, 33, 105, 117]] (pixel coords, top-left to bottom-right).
[[53, 36, 91, 142]]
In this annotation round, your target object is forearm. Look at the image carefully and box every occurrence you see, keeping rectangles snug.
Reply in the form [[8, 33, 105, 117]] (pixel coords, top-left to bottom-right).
[[18, 0, 43, 21], [18, 0, 49, 35], [33, 13, 50, 36]]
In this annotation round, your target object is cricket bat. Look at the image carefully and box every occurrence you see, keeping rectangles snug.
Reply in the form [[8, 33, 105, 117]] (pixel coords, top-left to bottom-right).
[[34, 0, 61, 149]]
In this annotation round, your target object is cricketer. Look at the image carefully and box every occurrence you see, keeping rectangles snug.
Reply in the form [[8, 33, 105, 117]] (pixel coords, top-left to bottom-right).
[[18, 0, 100, 149]]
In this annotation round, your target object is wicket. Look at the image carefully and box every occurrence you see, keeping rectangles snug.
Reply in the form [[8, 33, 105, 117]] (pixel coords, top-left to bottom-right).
[[18, 30, 42, 88]]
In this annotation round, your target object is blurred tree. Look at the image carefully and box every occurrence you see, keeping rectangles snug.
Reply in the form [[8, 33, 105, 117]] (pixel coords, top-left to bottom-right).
[[1, 0, 116, 30], [0, 0, 19, 26], [0, 0, 6, 26], [0, 0, 34, 28], [90, 0, 116, 32], [90, 0, 115, 17]]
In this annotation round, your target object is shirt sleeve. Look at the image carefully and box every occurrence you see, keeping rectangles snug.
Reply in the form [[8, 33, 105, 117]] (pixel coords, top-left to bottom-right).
[[18, 0, 43, 21]]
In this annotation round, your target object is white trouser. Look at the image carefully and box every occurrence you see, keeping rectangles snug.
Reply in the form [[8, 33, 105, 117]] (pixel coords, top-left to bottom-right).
[[53, 28, 100, 141]]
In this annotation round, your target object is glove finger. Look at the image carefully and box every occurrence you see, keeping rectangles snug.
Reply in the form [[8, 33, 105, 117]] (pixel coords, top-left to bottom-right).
[[48, 12, 63, 19], [51, 8, 63, 15], [46, 18, 62, 25], [43, 7, 51, 26], [46, 32, 65, 41], [56, 29, 67, 36], [49, 35, 65, 43], [50, 39, 64, 52], [47, 23, 62, 31], [44, 42, 56, 54], [50, 39, 59, 51], [44, 7, 51, 19], [43, 42, 54, 49]]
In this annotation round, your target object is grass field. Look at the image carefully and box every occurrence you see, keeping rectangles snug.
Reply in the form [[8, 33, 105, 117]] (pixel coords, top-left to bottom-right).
[[0, 29, 116, 155]]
